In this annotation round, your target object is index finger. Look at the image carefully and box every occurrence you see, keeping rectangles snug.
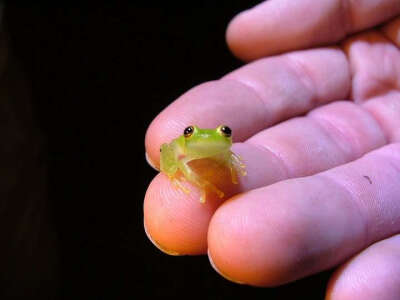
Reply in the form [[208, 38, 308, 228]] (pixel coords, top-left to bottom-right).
[[227, 0, 400, 60], [145, 48, 350, 167]]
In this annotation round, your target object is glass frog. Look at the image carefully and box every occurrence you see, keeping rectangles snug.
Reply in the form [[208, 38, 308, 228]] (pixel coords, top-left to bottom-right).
[[160, 125, 246, 203]]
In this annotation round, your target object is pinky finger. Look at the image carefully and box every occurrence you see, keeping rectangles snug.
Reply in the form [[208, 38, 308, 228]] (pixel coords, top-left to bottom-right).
[[326, 234, 400, 300]]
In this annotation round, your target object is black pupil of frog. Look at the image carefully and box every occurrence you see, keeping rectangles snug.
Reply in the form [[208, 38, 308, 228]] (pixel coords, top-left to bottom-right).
[[184, 126, 194, 137], [220, 126, 232, 137]]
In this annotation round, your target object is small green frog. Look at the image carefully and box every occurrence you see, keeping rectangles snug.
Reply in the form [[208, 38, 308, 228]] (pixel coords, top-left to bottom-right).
[[160, 125, 246, 203]]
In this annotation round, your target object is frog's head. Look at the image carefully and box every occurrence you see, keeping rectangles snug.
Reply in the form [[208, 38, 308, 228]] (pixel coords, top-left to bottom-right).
[[184, 125, 232, 157]]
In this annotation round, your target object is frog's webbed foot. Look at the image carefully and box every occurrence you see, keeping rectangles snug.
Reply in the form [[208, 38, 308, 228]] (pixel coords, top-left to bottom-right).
[[179, 161, 224, 203], [200, 190, 206, 204], [194, 176, 225, 202], [199, 184, 224, 203], [171, 177, 190, 194], [206, 183, 224, 199], [230, 167, 238, 184], [230, 152, 247, 184]]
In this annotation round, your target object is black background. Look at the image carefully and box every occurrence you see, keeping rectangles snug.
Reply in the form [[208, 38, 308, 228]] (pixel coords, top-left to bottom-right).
[[5, 2, 331, 299]]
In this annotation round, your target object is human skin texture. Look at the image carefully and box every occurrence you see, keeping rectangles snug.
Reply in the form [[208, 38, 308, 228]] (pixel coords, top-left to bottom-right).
[[144, 0, 400, 298]]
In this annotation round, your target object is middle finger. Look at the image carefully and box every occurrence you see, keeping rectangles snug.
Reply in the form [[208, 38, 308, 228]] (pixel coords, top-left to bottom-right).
[[145, 48, 350, 166]]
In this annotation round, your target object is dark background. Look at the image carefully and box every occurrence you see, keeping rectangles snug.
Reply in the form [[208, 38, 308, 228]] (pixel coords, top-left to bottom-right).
[[4, 2, 331, 299]]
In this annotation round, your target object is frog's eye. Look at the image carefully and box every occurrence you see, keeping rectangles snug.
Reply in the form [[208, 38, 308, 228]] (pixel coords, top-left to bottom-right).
[[219, 125, 232, 137], [183, 126, 194, 138]]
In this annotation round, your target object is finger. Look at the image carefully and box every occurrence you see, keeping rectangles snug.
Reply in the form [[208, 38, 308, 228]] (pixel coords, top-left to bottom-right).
[[145, 48, 349, 167], [226, 0, 400, 60], [144, 99, 388, 255], [326, 234, 400, 300], [340, 30, 400, 141], [144, 173, 222, 255], [382, 16, 400, 47], [343, 31, 400, 102], [208, 143, 400, 286], [246, 101, 386, 178], [364, 93, 400, 143]]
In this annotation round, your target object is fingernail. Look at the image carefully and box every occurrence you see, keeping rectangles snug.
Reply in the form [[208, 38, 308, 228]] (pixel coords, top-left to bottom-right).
[[144, 220, 182, 256], [145, 152, 160, 171], [207, 249, 245, 284]]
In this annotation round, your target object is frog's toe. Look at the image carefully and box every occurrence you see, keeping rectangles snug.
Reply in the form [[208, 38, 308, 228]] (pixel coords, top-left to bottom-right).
[[237, 163, 247, 176], [172, 178, 190, 194], [230, 168, 238, 184], [200, 191, 206, 203], [216, 189, 224, 198], [231, 175, 238, 185]]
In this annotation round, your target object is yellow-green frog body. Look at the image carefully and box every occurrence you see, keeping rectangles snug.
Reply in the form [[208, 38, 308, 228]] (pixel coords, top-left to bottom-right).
[[160, 125, 246, 203]]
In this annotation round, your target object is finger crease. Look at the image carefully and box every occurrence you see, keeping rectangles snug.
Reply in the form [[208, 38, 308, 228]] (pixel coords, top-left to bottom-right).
[[246, 141, 291, 179], [318, 172, 370, 249], [360, 102, 391, 144], [284, 55, 319, 106], [308, 111, 362, 160], [220, 77, 271, 126]]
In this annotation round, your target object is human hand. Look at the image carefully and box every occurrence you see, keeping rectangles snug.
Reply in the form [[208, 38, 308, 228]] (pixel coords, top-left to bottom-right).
[[144, 0, 400, 298]]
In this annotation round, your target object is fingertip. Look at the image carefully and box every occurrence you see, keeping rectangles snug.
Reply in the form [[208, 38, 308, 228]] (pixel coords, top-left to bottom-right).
[[144, 114, 185, 170], [207, 175, 365, 287], [208, 248, 246, 285], [207, 188, 302, 287], [144, 216, 182, 256], [145, 152, 159, 171], [144, 173, 222, 255], [144, 120, 161, 169], [226, 10, 259, 62]]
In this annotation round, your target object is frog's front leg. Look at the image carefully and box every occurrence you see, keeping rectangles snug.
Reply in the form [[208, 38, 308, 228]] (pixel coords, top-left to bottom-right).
[[178, 159, 224, 203], [170, 176, 190, 194], [221, 151, 246, 184], [231, 152, 246, 177]]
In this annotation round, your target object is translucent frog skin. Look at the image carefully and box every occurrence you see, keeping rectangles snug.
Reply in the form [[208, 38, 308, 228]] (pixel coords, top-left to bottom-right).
[[160, 125, 246, 203]]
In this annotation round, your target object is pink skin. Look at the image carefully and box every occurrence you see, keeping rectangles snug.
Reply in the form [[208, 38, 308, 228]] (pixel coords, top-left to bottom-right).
[[226, 0, 400, 60], [144, 0, 400, 298], [326, 234, 400, 300]]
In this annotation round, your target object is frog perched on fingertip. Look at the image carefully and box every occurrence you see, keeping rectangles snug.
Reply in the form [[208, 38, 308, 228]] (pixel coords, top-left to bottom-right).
[[160, 125, 246, 203]]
